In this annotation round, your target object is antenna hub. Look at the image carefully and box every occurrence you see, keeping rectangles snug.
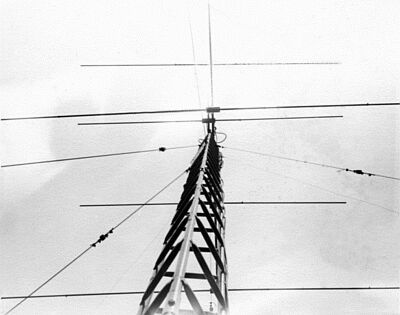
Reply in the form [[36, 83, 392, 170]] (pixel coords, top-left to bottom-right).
[[206, 107, 220, 113], [202, 118, 216, 124]]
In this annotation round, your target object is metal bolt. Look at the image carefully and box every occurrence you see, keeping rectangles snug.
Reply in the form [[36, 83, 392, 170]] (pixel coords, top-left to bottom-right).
[[167, 299, 175, 306]]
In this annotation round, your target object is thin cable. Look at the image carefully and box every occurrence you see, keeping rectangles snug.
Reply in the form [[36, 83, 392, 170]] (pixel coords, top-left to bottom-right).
[[3, 286, 399, 300], [223, 146, 400, 181], [4, 247, 93, 315], [187, 8, 203, 111], [112, 171, 187, 230], [80, 201, 346, 207], [215, 131, 227, 143], [209, 239, 213, 309], [225, 155, 399, 215], [202, 121, 207, 137], [186, 5, 206, 137], [3, 170, 187, 315], [98, 219, 168, 309], [1, 145, 197, 168], [224, 147, 342, 170]]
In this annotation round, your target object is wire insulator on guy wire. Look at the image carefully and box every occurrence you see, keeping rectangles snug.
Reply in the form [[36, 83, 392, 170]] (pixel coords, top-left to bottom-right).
[[3, 169, 188, 315], [1, 145, 197, 168], [223, 146, 400, 181]]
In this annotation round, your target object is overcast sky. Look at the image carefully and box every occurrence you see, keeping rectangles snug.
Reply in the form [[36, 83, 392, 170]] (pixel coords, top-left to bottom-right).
[[1, 1, 399, 314]]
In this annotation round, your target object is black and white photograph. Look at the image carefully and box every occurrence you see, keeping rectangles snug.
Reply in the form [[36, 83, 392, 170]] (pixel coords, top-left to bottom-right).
[[1, 1, 399, 314]]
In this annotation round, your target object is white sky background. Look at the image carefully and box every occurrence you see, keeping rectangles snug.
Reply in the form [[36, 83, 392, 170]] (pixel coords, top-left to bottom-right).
[[1, 0, 400, 314]]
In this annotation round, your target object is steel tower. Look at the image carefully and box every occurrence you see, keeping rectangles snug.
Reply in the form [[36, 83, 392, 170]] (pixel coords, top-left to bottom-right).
[[137, 127, 228, 315]]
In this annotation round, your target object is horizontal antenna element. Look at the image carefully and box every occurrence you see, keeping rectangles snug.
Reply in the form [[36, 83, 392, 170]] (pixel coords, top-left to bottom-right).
[[80, 62, 340, 67], [2, 102, 397, 121], [80, 201, 346, 207], [78, 115, 343, 126], [3, 286, 398, 300]]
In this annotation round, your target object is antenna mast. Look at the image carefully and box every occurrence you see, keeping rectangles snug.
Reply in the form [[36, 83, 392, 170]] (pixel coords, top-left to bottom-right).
[[136, 131, 228, 315]]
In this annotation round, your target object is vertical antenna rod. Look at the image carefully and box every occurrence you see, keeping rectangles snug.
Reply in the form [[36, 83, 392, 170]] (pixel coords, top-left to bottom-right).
[[137, 131, 228, 315], [208, 2, 214, 108]]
